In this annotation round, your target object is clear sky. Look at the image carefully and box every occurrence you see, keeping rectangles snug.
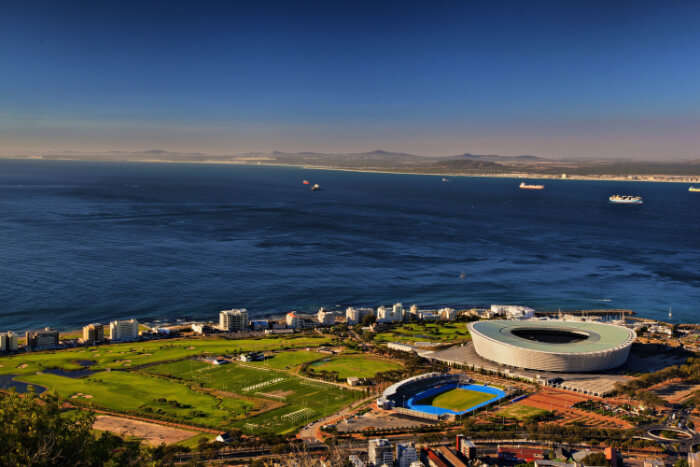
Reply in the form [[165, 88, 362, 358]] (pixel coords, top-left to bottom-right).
[[2, 0, 699, 159]]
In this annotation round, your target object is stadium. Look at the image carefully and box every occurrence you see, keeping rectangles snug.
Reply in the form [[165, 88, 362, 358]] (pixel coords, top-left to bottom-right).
[[377, 373, 506, 420], [469, 320, 636, 372]]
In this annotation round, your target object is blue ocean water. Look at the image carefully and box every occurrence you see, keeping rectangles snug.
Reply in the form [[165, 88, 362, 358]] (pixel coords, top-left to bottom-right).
[[0, 159, 698, 331]]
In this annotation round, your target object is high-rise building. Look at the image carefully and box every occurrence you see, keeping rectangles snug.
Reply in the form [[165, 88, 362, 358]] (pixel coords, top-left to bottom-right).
[[219, 309, 249, 332], [82, 323, 105, 345], [396, 442, 418, 467], [109, 319, 139, 341], [286, 311, 300, 329], [368, 439, 393, 466], [438, 307, 456, 321], [0, 331, 18, 352], [26, 328, 59, 351], [317, 308, 335, 326], [456, 434, 477, 460], [378, 303, 403, 323], [346, 306, 374, 325]]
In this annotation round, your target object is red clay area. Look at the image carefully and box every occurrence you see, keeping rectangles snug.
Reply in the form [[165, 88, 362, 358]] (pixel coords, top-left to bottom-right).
[[518, 389, 633, 429]]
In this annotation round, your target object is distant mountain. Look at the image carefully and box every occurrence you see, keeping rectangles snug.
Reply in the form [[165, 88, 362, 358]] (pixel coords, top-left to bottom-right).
[[7, 149, 700, 177]]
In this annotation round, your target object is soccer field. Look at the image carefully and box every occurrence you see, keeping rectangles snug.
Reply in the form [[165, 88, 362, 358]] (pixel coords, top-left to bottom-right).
[[417, 388, 494, 412]]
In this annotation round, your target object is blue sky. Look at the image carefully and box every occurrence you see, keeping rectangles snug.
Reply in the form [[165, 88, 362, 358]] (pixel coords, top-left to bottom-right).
[[2, 0, 699, 159]]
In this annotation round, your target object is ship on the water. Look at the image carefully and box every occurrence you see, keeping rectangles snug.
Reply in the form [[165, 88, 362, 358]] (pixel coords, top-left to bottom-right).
[[311, 183, 320, 191], [519, 182, 544, 190], [609, 194, 643, 205], [690, 186, 700, 192]]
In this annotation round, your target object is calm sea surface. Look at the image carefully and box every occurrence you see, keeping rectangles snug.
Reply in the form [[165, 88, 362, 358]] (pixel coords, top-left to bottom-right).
[[0, 159, 698, 331]]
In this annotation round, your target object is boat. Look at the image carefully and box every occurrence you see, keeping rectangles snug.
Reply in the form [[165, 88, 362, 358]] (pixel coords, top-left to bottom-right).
[[609, 194, 643, 205], [302, 180, 310, 185], [311, 184, 320, 191], [519, 182, 544, 190], [690, 186, 700, 192], [442, 177, 449, 182]]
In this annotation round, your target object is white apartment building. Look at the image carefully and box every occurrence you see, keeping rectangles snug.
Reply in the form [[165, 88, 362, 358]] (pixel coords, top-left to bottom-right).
[[346, 306, 374, 325], [490, 304, 535, 320], [368, 438, 394, 466], [219, 309, 249, 332], [286, 311, 300, 329], [396, 442, 418, 467], [0, 331, 18, 352], [438, 307, 456, 321], [377, 303, 403, 323], [109, 319, 139, 341], [317, 308, 335, 326]]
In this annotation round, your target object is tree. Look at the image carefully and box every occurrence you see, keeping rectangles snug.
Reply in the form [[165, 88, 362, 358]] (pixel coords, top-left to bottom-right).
[[0, 389, 146, 466]]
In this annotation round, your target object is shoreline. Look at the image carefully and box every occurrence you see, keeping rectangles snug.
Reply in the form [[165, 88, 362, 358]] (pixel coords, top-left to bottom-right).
[[3, 156, 700, 184]]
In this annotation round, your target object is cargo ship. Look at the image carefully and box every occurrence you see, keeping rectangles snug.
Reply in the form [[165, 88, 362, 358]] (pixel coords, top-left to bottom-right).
[[690, 186, 700, 192], [609, 195, 643, 205], [519, 182, 544, 190]]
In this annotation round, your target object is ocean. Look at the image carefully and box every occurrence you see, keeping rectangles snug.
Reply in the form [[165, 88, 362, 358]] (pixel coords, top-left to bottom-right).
[[0, 159, 698, 331]]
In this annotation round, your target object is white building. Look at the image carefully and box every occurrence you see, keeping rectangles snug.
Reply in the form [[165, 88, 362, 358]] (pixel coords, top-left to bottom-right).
[[0, 331, 18, 352], [346, 306, 374, 325], [377, 304, 403, 324], [317, 308, 335, 326], [491, 304, 535, 320], [438, 307, 456, 321], [396, 442, 418, 467], [286, 311, 300, 329], [408, 304, 420, 318], [369, 438, 394, 466], [109, 319, 139, 341], [219, 309, 249, 332]]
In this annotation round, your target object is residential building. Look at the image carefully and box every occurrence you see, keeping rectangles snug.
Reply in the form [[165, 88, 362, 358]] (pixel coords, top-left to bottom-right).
[[346, 306, 374, 325], [689, 452, 700, 467], [82, 323, 105, 345], [219, 309, 248, 332], [456, 435, 477, 460], [286, 311, 300, 329], [317, 308, 335, 326], [109, 319, 139, 341], [368, 439, 393, 466], [397, 442, 418, 467], [26, 328, 59, 351], [377, 303, 403, 323], [438, 307, 456, 321], [0, 331, 19, 352], [491, 304, 535, 320]]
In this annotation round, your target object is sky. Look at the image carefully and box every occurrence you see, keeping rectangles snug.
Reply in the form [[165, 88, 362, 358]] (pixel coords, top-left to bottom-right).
[[1, 0, 700, 160]]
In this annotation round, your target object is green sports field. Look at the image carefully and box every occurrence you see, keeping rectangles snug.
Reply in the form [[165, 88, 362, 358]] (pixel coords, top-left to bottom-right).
[[495, 404, 549, 421], [309, 354, 402, 379], [417, 388, 493, 412]]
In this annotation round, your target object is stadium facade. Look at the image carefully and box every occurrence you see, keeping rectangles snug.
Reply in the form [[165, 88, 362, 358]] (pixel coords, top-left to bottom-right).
[[469, 320, 635, 372]]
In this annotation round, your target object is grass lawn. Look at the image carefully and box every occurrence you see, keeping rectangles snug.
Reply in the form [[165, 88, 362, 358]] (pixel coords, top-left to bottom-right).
[[309, 354, 402, 379], [418, 388, 493, 412], [0, 335, 331, 377], [249, 350, 323, 370], [146, 360, 360, 434], [18, 370, 253, 428], [373, 323, 470, 344], [495, 403, 549, 421]]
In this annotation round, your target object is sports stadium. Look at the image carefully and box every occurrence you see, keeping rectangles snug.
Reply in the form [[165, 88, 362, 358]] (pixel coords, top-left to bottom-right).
[[469, 320, 636, 372], [377, 373, 506, 419]]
